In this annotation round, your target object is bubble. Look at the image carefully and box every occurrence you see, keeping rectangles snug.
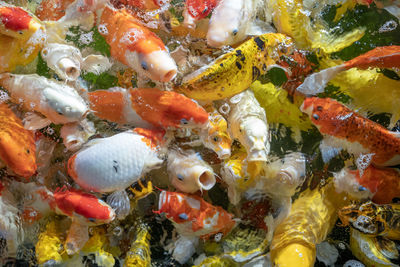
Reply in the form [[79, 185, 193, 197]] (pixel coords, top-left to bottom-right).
[[379, 20, 398, 33], [98, 24, 108, 35], [0, 91, 9, 103], [79, 31, 94, 45]]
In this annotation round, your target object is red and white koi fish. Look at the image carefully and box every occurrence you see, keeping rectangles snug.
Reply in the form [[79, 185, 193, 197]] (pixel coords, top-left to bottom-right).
[[301, 97, 400, 166], [334, 165, 400, 204], [167, 149, 216, 193], [99, 5, 177, 82], [88, 87, 209, 129], [183, 0, 219, 28], [113, 0, 171, 10], [0, 74, 88, 127], [156, 190, 236, 239], [297, 46, 400, 95]]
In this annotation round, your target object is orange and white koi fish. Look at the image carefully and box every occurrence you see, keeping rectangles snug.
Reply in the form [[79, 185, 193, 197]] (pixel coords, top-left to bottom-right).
[[0, 103, 36, 179], [301, 97, 400, 166], [113, 0, 171, 10], [156, 190, 236, 239], [0, 74, 88, 127], [297, 45, 400, 95], [167, 149, 216, 193], [334, 165, 400, 204], [0, 4, 46, 72], [227, 90, 270, 162], [99, 5, 177, 82], [183, 0, 219, 28], [88, 87, 209, 129]]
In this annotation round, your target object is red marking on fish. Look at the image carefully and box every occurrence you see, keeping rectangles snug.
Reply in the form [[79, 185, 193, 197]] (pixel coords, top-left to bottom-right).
[[0, 6, 32, 31], [301, 97, 400, 166], [157, 190, 235, 239], [185, 0, 219, 20]]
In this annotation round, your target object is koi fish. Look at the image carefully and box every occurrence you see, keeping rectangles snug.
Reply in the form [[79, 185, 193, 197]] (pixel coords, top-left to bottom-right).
[[124, 223, 151, 266], [156, 190, 236, 239], [334, 165, 400, 204], [35, 220, 65, 265], [0, 4, 46, 72], [41, 43, 112, 81], [338, 201, 400, 240], [0, 103, 36, 178], [99, 5, 177, 82], [176, 33, 294, 100], [88, 87, 208, 128], [227, 90, 270, 162], [167, 149, 216, 193], [300, 97, 400, 166], [198, 104, 231, 159], [0, 74, 88, 127], [183, 0, 219, 28], [270, 179, 350, 267], [206, 0, 258, 48], [113, 0, 171, 10], [297, 46, 400, 95]]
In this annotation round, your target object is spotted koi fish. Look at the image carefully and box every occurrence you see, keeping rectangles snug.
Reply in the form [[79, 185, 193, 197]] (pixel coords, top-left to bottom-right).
[[301, 97, 400, 167], [176, 33, 293, 100], [0, 4, 45, 72], [297, 45, 400, 95], [0, 103, 36, 178], [156, 190, 236, 239], [99, 5, 177, 82], [88, 87, 208, 129]]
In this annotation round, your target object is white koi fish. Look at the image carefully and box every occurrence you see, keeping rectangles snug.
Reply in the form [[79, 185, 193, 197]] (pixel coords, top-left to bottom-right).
[[0, 74, 88, 127]]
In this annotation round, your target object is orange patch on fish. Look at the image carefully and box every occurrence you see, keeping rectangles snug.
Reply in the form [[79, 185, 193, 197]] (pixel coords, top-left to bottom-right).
[[301, 97, 400, 166], [0, 103, 36, 179], [35, 0, 75, 21], [344, 45, 400, 70], [133, 127, 165, 150], [88, 90, 126, 123], [130, 88, 208, 128], [352, 165, 400, 204]]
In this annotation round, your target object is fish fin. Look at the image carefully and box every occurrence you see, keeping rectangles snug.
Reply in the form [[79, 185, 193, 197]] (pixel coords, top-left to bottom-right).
[[296, 65, 346, 95], [376, 236, 399, 260], [319, 139, 342, 163], [82, 55, 112, 75], [65, 221, 89, 255], [247, 20, 276, 36], [22, 112, 51, 130], [106, 190, 130, 220]]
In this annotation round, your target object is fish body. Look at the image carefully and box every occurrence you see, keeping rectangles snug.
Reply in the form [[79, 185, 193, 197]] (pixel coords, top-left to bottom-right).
[[157, 190, 236, 239], [0, 5, 45, 72], [339, 201, 400, 240], [89, 87, 208, 128], [167, 149, 216, 193], [301, 97, 400, 166], [99, 5, 177, 82], [177, 33, 293, 100], [0, 74, 88, 125], [227, 90, 270, 162], [0, 103, 36, 178], [68, 130, 163, 193]]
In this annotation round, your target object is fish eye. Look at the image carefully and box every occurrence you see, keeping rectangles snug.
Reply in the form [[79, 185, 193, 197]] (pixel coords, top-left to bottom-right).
[[232, 29, 238, 36], [181, 119, 188, 125], [141, 61, 148, 70], [312, 114, 319, 120], [177, 174, 184, 181], [213, 136, 220, 142], [179, 213, 188, 220]]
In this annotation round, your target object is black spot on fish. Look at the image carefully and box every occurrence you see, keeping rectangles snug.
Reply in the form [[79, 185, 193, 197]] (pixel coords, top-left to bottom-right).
[[236, 62, 242, 70], [262, 64, 267, 71], [236, 50, 242, 56], [252, 66, 260, 81], [220, 63, 224, 67], [254, 37, 265, 51], [113, 160, 119, 173], [26, 149, 30, 154]]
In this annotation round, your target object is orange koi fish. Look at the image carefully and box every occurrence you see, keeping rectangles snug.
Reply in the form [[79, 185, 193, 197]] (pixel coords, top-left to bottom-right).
[[297, 46, 400, 95], [36, 0, 75, 21], [183, 0, 219, 28], [301, 97, 400, 166], [0, 5, 45, 72], [0, 103, 36, 179], [112, 0, 171, 10], [99, 5, 177, 82], [156, 190, 236, 239], [88, 87, 209, 128], [335, 165, 400, 204]]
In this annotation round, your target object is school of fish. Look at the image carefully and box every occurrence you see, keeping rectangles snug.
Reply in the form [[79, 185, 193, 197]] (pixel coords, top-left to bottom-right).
[[0, 0, 399, 266]]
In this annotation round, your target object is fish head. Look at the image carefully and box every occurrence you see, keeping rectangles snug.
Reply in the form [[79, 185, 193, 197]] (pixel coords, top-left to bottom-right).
[[53, 187, 115, 225], [42, 87, 89, 123], [157, 191, 198, 224], [239, 117, 269, 161], [203, 112, 232, 159], [0, 6, 42, 39]]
